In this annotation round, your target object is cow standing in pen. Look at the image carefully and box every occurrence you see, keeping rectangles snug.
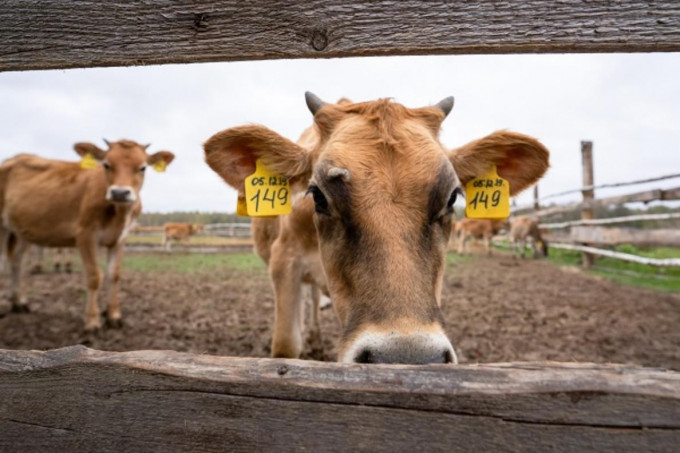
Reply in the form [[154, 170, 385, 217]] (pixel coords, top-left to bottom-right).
[[0, 140, 174, 331], [205, 93, 549, 364], [162, 222, 204, 251], [454, 218, 508, 255], [509, 215, 548, 258]]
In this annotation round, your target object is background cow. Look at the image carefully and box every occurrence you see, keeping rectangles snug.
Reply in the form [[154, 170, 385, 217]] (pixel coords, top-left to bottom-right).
[[205, 93, 549, 364], [509, 215, 548, 258], [162, 222, 204, 251], [0, 140, 174, 331], [455, 218, 508, 255]]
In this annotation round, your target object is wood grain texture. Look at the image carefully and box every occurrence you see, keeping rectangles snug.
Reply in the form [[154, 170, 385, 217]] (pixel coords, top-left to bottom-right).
[[1, 1, 680, 72], [571, 226, 680, 247], [1, 346, 679, 451], [531, 186, 680, 218]]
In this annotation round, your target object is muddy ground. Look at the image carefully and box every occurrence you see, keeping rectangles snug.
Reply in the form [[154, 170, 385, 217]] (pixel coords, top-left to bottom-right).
[[1, 251, 679, 369]]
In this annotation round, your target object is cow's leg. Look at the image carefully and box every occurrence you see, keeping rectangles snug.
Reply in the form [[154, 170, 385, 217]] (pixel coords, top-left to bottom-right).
[[308, 283, 323, 353], [9, 236, 29, 312], [0, 227, 8, 273], [103, 245, 124, 328], [29, 246, 44, 274], [54, 248, 62, 273], [484, 235, 491, 256], [78, 235, 102, 332], [269, 252, 303, 358], [519, 239, 527, 259], [457, 233, 465, 255], [64, 249, 73, 274], [530, 237, 540, 259]]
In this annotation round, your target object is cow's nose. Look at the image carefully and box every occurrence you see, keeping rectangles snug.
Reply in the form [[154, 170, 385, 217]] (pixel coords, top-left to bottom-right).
[[110, 188, 132, 201], [347, 331, 457, 365]]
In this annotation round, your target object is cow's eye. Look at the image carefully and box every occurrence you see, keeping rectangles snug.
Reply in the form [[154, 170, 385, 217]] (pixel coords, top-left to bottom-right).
[[306, 185, 330, 215], [102, 162, 111, 171], [446, 187, 462, 213], [139, 166, 147, 173]]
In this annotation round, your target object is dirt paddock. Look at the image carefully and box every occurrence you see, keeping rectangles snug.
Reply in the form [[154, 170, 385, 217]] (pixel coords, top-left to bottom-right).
[[1, 251, 679, 370]]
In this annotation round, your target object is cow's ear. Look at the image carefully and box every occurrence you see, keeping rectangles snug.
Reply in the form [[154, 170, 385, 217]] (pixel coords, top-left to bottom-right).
[[204, 125, 312, 190], [449, 130, 550, 195], [147, 151, 175, 166], [73, 142, 106, 161]]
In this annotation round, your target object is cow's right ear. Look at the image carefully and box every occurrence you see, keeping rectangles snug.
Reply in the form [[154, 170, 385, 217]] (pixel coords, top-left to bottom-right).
[[203, 125, 312, 190], [73, 143, 106, 161]]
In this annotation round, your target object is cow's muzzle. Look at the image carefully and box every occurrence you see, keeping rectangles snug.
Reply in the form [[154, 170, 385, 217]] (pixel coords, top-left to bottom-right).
[[341, 327, 457, 365], [106, 186, 137, 204]]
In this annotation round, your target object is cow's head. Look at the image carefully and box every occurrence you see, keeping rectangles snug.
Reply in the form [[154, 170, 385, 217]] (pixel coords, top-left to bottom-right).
[[74, 140, 175, 204], [205, 93, 549, 364]]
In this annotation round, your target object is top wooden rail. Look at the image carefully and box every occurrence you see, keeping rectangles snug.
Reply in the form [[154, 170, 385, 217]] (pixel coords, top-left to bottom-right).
[[2, 1, 680, 72], [1, 346, 679, 451]]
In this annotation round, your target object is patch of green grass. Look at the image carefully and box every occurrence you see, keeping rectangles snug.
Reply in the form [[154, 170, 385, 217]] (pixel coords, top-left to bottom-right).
[[446, 252, 478, 267], [122, 252, 266, 273], [546, 247, 680, 293]]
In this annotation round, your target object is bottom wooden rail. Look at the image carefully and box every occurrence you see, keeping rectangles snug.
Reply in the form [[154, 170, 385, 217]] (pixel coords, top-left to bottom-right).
[[1, 346, 679, 452]]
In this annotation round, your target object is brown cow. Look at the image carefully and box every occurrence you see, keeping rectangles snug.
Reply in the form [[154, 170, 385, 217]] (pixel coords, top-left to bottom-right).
[[0, 140, 174, 331], [509, 215, 548, 258], [455, 218, 507, 255], [162, 222, 204, 251], [204, 93, 549, 363]]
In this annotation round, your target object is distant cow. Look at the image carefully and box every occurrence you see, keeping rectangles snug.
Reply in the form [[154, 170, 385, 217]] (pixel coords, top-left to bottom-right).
[[205, 93, 549, 363], [0, 140, 174, 331], [27, 246, 72, 274], [509, 215, 548, 258], [162, 222, 204, 251], [455, 218, 507, 255]]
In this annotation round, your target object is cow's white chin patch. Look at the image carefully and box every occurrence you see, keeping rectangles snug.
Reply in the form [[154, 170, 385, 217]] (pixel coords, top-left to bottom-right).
[[340, 329, 457, 365]]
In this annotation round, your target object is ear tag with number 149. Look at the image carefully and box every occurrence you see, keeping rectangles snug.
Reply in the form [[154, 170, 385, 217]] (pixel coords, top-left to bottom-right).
[[465, 165, 510, 219], [244, 160, 292, 217]]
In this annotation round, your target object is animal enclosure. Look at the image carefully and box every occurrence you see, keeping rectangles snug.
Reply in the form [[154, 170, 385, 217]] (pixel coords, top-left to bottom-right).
[[514, 141, 680, 268], [2, 1, 680, 451]]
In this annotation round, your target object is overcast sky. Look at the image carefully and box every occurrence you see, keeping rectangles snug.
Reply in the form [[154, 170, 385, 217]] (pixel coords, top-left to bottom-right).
[[1, 53, 678, 213]]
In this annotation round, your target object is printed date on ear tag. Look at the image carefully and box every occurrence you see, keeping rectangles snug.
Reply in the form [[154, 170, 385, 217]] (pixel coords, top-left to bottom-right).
[[153, 160, 167, 173], [244, 160, 291, 216], [80, 153, 98, 170], [465, 165, 510, 219]]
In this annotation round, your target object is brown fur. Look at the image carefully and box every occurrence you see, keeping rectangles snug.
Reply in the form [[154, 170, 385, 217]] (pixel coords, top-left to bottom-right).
[[0, 141, 174, 330], [509, 215, 548, 258], [204, 95, 549, 362]]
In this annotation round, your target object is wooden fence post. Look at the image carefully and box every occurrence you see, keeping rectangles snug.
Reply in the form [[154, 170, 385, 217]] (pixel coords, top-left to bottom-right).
[[581, 141, 595, 268], [533, 185, 540, 211]]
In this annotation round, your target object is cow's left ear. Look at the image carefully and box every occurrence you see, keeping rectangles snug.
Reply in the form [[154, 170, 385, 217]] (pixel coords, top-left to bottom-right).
[[74, 142, 107, 161], [449, 130, 549, 195], [147, 151, 175, 166]]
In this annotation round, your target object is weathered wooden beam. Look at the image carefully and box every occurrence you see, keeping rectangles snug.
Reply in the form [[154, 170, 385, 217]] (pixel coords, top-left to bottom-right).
[[551, 243, 680, 267], [541, 212, 680, 229], [526, 186, 680, 218], [1, 346, 680, 451], [2, 1, 680, 72], [570, 226, 680, 247]]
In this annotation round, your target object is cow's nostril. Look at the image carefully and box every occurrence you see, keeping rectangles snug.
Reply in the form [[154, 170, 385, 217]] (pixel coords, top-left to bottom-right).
[[443, 349, 454, 363], [354, 349, 374, 364]]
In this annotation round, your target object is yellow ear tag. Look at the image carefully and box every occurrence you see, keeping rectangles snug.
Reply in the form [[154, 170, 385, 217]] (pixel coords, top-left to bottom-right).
[[244, 160, 292, 217], [153, 160, 167, 173], [80, 152, 98, 170], [465, 165, 510, 219], [236, 196, 249, 217]]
